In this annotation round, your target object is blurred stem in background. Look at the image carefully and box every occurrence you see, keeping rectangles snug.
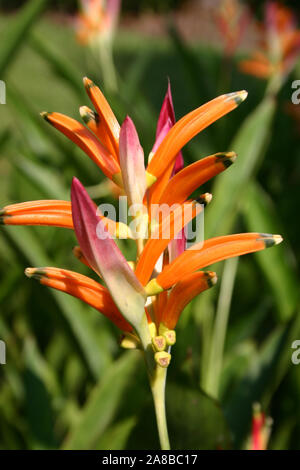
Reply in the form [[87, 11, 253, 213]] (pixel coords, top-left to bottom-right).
[[200, 5, 300, 418], [75, 0, 121, 93], [96, 38, 118, 93], [204, 257, 239, 397]]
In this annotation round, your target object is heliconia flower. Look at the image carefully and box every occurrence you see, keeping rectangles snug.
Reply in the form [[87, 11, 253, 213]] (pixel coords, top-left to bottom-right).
[[1, 78, 282, 358], [76, 0, 121, 45], [239, 2, 300, 80], [248, 403, 272, 450], [215, 0, 252, 56]]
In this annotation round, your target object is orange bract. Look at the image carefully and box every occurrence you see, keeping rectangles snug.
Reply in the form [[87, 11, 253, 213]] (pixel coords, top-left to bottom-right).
[[25, 267, 132, 332], [135, 201, 203, 286], [158, 152, 236, 206], [146, 91, 247, 181], [239, 2, 300, 80], [155, 233, 282, 290], [162, 271, 217, 330], [42, 112, 120, 180], [83, 77, 120, 158]]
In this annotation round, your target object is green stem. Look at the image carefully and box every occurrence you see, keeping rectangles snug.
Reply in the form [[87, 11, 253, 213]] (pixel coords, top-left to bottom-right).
[[204, 257, 239, 397], [150, 365, 170, 450], [137, 316, 170, 450], [265, 72, 283, 97], [98, 38, 118, 93]]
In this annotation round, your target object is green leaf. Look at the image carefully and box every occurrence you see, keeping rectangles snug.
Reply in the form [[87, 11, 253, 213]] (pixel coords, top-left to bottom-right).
[[8, 85, 68, 160], [29, 33, 85, 100], [206, 96, 276, 238], [12, 157, 68, 200], [243, 181, 299, 321], [168, 23, 213, 103], [23, 337, 58, 449], [96, 417, 137, 450], [119, 48, 153, 104], [166, 383, 231, 449], [63, 351, 140, 450], [0, 0, 48, 76]]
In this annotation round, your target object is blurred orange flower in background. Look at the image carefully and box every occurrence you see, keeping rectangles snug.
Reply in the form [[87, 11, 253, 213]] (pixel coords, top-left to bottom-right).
[[76, 0, 121, 45], [215, 0, 252, 56], [239, 1, 300, 80]]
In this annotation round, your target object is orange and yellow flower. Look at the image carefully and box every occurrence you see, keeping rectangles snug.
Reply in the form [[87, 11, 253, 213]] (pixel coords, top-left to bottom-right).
[[215, 0, 251, 56], [76, 0, 121, 45], [239, 2, 300, 80], [0, 78, 282, 364]]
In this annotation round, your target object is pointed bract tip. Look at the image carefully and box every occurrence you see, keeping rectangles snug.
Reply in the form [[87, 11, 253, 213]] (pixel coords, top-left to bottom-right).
[[259, 233, 283, 247], [235, 90, 248, 104], [83, 76, 94, 89], [204, 271, 218, 287], [71, 177, 83, 199], [0, 209, 7, 223], [79, 106, 92, 122], [40, 111, 50, 122], [227, 90, 248, 105], [25, 268, 39, 279], [123, 115, 132, 125], [225, 151, 237, 164], [272, 234, 283, 245], [73, 246, 83, 258], [209, 273, 218, 287], [215, 151, 237, 168], [197, 192, 213, 207], [71, 176, 81, 188]]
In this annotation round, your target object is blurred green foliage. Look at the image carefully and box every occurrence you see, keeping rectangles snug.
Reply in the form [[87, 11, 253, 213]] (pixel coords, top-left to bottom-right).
[[0, 0, 299, 450]]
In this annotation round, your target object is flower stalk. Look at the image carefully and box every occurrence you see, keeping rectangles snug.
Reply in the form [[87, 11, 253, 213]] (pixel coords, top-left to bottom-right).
[[97, 38, 118, 93], [149, 362, 170, 450], [136, 314, 170, 449]]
